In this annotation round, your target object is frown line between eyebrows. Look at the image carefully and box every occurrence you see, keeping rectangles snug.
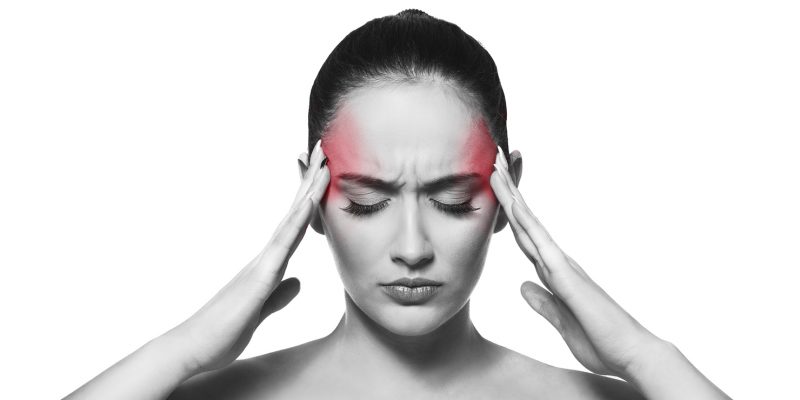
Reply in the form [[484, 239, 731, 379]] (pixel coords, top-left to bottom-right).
[[337, 172, 482, 193]]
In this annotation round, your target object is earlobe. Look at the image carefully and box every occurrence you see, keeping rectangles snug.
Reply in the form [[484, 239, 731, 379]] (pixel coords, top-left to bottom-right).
[[508, 150, 523, 187], [310, 213, 325, 235], [493, 210, 509, 233]]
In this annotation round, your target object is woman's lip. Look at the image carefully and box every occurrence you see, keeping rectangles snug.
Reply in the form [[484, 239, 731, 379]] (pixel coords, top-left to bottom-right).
[[381, 285, 441, 305], [381, 277, 443, 287]]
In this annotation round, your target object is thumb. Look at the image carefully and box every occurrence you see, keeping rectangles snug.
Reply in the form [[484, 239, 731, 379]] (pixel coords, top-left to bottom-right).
[[259, 277, 301, 323], [521, 280, 565, 334]]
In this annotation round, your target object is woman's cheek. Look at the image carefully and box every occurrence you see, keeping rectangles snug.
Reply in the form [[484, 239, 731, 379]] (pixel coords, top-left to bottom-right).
[[435, 215, 492, 264], [324, 210, 391, 267]]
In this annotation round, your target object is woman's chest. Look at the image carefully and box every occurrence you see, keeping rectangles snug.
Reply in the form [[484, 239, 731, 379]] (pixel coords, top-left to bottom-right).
[[261, 370, 540, 400]]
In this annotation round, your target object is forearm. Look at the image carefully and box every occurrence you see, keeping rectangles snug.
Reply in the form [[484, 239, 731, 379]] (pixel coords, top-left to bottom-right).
[[63, 332, 198, 400], [625, 340, 731, 400]]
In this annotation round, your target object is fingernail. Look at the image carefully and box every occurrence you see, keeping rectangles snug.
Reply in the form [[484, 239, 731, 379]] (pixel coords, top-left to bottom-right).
[[312, 139, 321, 156]]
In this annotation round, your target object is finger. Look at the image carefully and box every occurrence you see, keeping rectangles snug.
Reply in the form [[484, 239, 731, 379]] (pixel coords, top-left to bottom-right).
[[291, 139, 324, 207], [270, 196, 314, 260], [247, 145, 329, 286], [521, 280, 613, 374], [510, 199, 568, 271], [490, 168, 546, 273], [510, 199, 601, 307], [493, 149, 565, 268], [564, 254, 626, 311], [521, 232, 640, 346], [521, 280, 564, 333], [307, 139, 324, 175], [566, 254, 591, 280], [265, 154, 330, 272], [493, 149, 588, 296], [297, 152, 308, 176], [307, 161, 330, 205], [490, 166, 520, 227], [495, 149, 551, 244], [247, 197, 314, 285], [492, 149, 533, 237], [259, 277, 301, 323], [496, 146, 531, 214]]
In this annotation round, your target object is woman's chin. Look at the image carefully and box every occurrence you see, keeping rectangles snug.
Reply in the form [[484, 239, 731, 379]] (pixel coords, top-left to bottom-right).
[[376, 314, 443, 336], [345, 290, 465, 337], [369, 303, 458, 336]]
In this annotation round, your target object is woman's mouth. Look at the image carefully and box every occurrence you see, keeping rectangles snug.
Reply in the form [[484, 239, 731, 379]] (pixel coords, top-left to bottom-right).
[[380, 285, 441, 304], [380, 277, 442, 305]]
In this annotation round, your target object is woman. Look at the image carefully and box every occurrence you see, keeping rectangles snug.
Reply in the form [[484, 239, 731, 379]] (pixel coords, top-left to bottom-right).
[[65, 9, 731, 399]]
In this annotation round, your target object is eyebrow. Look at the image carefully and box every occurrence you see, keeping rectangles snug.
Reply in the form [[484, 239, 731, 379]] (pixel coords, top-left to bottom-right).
[[337, 172, 481, 193]]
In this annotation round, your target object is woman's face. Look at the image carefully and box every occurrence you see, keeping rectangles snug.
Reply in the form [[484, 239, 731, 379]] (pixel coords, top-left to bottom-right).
[[319, 81, 499, 336]]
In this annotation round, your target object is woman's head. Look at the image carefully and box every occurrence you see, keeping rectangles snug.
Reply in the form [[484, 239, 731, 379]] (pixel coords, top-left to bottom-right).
[[307, 9, 508, 159], [303, 10, 521, 336]]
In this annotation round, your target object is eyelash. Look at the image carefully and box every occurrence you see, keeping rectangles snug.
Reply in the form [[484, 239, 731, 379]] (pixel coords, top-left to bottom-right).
[[341, 199, 480, 217]]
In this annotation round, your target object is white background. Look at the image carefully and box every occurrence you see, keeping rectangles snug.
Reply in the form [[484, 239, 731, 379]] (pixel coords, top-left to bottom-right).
[[1, 1, 798, 398]]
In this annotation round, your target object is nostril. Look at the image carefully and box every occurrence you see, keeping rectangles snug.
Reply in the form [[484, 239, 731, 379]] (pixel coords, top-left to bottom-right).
[[391, 253, 434, 269], [390, 237, 434, 268]]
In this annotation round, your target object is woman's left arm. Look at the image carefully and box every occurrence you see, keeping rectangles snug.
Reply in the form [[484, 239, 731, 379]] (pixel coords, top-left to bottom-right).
[[490, 147, 731, 400]]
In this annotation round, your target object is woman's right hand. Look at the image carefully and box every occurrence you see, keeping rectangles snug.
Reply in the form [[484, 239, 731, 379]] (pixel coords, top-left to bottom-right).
[[64, 141, 329, 400], [166, 139, 329, 374]]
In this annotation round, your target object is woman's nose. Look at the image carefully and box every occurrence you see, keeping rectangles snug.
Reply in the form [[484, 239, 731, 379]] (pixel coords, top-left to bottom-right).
[[389, 201, 434, 269]]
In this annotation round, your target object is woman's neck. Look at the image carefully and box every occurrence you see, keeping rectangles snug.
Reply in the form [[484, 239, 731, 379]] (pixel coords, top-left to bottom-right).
[[325, 292, 491, 385]]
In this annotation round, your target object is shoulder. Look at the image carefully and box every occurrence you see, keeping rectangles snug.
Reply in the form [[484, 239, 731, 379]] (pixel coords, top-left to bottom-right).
[[167, 338, 327, 400], [169, 337, 645, 400], [483, 342, 645, 400]]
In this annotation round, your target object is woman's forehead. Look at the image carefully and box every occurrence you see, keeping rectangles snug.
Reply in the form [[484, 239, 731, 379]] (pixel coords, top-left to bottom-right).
[[323, 83, 494, 179]]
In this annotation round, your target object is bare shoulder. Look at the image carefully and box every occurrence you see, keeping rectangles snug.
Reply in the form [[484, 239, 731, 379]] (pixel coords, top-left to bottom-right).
[[485, 341, 646, 400], [167, 337, 328, 400], [167, 337, 644, 400]]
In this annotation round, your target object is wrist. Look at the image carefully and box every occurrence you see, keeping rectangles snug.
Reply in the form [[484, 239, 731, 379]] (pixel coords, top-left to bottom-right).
[[622, 337, 682, 387], [621, 338, 732, 400], [147, 329, 203, 381]]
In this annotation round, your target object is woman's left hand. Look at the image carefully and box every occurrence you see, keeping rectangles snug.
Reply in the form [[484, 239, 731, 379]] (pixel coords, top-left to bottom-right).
[[489, 146, 667, 381]]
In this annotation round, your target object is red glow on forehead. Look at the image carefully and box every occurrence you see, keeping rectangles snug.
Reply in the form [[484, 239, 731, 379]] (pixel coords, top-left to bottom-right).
[[320, 113, 497, 204], [320, 111, 361, 203], [458, 118, 498, 203]]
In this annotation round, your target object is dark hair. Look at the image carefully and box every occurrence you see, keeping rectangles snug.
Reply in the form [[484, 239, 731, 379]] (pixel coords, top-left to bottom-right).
[[307, 9, 509, 160]]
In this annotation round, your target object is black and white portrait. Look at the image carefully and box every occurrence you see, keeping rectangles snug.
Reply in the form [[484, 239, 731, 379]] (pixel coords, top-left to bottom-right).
[[1, 2, 797, 399]]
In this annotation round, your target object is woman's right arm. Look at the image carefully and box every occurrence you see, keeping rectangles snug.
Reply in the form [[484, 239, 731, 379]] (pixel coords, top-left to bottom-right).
[[63, 140, 329, 400]]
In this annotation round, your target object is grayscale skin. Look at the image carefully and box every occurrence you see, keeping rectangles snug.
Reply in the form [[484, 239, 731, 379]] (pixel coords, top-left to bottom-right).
[[64, 82, 731, 400]]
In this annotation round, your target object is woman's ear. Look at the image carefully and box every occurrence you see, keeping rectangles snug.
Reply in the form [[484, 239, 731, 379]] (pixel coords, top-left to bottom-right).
[[493, 149, 523, 233], [297, 152, 325, 235]]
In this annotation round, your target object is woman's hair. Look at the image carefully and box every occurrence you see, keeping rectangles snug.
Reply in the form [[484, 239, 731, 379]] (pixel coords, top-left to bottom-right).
[[307, 9, 509, 160]]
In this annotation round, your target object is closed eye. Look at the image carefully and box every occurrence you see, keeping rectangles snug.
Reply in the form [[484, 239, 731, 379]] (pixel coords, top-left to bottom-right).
[[340, 199, 479, 217], [340, 199, 390, 217], [429, 199, 480, 215]]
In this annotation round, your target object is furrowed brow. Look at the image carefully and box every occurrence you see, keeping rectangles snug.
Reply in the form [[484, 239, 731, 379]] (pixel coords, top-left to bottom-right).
[[420, 173, 481, 192], [337, 172, 480, 193], [337, 173, 400, 192]]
